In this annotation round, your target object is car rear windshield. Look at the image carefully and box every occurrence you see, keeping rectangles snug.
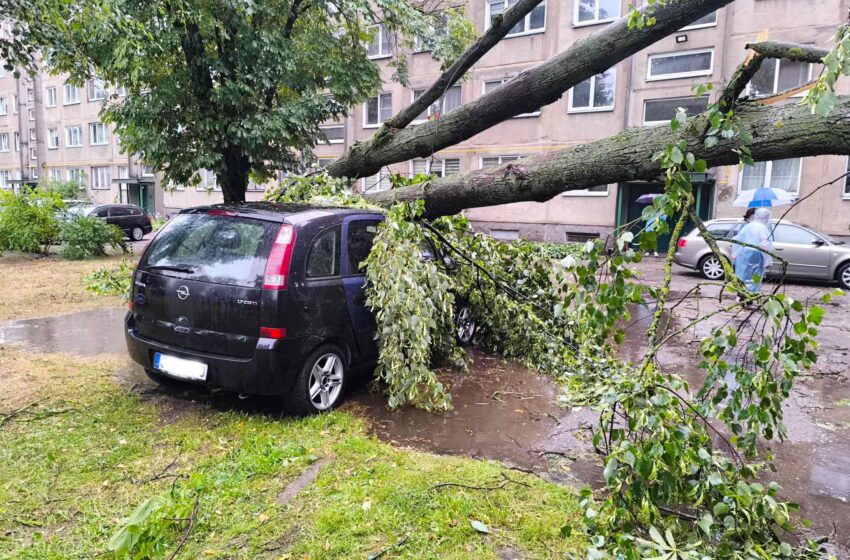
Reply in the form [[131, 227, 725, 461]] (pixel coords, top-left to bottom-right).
[[141, 213, 279, 287]]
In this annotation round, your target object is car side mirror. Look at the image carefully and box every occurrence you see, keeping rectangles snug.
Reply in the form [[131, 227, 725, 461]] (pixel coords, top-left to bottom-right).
[[812, 239, 826, 247]]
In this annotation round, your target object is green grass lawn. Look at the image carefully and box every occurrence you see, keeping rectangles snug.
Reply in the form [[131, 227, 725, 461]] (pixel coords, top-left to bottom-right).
[[0, 348, 585, 559]]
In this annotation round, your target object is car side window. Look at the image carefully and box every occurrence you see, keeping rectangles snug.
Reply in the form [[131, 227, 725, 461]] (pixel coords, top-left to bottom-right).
[[704, 223, 736, 238], [110, 207, 131, 217], [347, 220, 381, 274], [130, 208, 142, 216], [306, 226, 341, 278], [95, 207, 109, 218], [772, 225, 817, 245]]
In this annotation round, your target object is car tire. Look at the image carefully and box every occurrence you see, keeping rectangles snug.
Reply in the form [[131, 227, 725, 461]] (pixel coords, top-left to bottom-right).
[[131, 226, 145, 241], [454, 299, 477, 347], [284, 343, 348, 416], [698, 255, 725, 280], [144, 368, 186, 388], [837, 262, 850, 290]]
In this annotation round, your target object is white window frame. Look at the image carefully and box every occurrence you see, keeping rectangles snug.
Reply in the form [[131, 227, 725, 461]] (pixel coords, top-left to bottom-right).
[[91, 166, 111, 190], [88, 79, 107, 101], [362, 93, 392, 128], [28, 108, 35, 121], [680, 11, 717, 31], [573, 0, 619, 27], [366, 24, 392, 60], [30, 147, 37, 160], [45, 86, 57, 108], [844, 157, 850, 200], [89, 122, 108, 145], [0, 170, 10, 189], [28, 128, 36, 142], [0, 96, 6, 115], [647, 48, 715, 81], [410, 85, 462, 124], [737, 159, 803, 196], [746, 58, 814, 98], [63, 83, 81, 105], [409, 157, 461, 178], [486, 0, 547, 38], [482, 78, 540, 117], [49, 168, 63, 183], [141, 165, 155, 177], [0, 133, 8, 152], [642, 96, 710, 126], [14, 132, 19, 151], [318, 123, 344, 144], [567, 69, 617, 113], [362, 170, 392, 193], [12, 94, 17, 113], [68, 168, 85, 186], [47, 128, 59, 149], [480, 155, 521, 169], [65, 125, 83, 148], [563, 184, 611, 197]]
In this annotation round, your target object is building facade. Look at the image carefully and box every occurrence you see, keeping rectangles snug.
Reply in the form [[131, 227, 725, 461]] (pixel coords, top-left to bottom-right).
[[2, 0, 849, 238]]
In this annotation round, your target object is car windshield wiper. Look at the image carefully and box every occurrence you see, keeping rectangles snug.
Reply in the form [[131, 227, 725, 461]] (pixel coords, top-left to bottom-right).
[[145, 265, 195, 274]]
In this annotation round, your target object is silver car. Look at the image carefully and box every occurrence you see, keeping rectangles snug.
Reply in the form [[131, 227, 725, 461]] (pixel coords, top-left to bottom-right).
[[674, 219, 850, 290]]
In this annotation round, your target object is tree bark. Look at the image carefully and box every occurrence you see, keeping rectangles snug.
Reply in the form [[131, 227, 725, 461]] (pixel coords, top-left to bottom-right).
[[326, 0, 735, 180], [219, 147, 250, 203], [363, 96, 850, 219], [385, 0, 545, 131]]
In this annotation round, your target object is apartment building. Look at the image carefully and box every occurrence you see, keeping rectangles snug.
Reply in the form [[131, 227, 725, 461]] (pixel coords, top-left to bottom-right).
[[315, 0, 850, 242], [2, 0, 849, 240]]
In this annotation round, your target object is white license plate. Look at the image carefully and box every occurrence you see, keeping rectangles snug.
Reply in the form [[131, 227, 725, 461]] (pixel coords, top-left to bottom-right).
[[153, 353, 208, 381]]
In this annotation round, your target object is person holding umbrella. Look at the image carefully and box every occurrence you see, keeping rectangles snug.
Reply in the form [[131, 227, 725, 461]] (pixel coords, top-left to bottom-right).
[[732, 207, 774, 294]]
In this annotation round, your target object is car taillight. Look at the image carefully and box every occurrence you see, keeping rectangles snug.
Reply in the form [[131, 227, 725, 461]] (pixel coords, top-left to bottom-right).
[[677, 238, 688, 248], [207, 209, 237, 217], [260, 327, 287, 339], [263, 224, 296, 289], [128, 300, 134, 311]]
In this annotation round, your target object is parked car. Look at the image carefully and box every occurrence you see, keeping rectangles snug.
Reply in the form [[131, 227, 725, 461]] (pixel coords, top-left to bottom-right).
[[674, 218, 850, 289], [125, 203, 476, 415], [68, 203, 152, 241]]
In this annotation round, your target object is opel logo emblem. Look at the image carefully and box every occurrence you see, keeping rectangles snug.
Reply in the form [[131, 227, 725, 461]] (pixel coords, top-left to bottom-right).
[[176, 285, 190, 300]]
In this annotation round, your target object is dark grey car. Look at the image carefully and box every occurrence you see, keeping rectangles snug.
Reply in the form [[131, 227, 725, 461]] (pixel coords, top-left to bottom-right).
[[673, 218, 850, 289]]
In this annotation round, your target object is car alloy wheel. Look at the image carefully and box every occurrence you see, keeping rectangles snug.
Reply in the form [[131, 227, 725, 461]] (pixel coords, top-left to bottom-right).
[[131, 226, 144, 241], [701, 256, 725, 280], [308, 353, 344, 411], [839, 263, 850, 290], [455, 305, 476, 346]]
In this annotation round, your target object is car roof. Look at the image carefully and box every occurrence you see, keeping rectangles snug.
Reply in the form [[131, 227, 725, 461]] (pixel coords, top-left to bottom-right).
[[706, 217, 801, 226], [180, 202, 384, 224]]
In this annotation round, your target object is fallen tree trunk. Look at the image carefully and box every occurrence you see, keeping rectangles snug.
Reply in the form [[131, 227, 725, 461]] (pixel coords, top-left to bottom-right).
[[363, 96, 850, 219], [326, 0, 734, 180]]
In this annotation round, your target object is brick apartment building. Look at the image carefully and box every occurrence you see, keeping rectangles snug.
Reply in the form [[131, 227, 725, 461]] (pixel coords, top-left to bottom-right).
[[2, 0, 849, 241]]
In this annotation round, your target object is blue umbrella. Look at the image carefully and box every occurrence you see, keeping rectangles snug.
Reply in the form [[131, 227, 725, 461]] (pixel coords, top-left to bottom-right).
[[733, 187, 796, 208]]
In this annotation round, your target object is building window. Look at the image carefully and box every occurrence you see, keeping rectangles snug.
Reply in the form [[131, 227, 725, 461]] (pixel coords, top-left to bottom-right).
[[30, 147, 37, 160], [45, 86, 57, 107], [647, 49, 714, 81], [317, 158, 335, 168], [319, 122, 344, 144], [568, 68, 616, 112], [64, 83, 81, 105], [118, 166, 129, 180], [367, 24, 392, 59], [563, 185, 610, 196], [411, 85, 462, 122], [88, 79, 107, 101], [574, 0, 619, 26], [14, 132, 19, 151], [411, 157, 461, 178], [116, 85, 127, 97], [89, 122, 108, 145], [643, 96, 710, 125], [483, 79, 540, 117], [68, 168, 85, 185], [748, 59, 812, 97], [47, 128, 59, 149], [0, 170, 10, 188], [28, 108, 35, 121], [491, 229, 520, 241], [12, 94, 17, 113], [91, 166, 111, 190], [844, 158, 850, 199], [739, 158, 802, 195], [482, 155, 520, 168], [142, 165, 154, 177], [204, 169, 220, 191], [681, 11, 717, 30], [65, 125, 83, 147], [0, 133, 8, 152], [487, 0, 546, 37], [0, 97, 6, 115], [363, 170, 391, 193], [49, 168, 63, 182], [364, 93, 392, 127], [28, 128, 36, 142], [27, 88, 34, 101]]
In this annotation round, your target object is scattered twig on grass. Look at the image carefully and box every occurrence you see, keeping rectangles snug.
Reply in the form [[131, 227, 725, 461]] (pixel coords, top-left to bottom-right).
[[0, 398, 45, 428], [167, 495, 199, 560], [368, 535, 411, 560], [142, 447, 183, 484], [430, 473, 530, 492]]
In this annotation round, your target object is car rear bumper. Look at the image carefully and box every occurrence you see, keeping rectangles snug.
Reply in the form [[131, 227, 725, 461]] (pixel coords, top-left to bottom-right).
[[673, 251, 695, 269], [125, 312, 298, 395]]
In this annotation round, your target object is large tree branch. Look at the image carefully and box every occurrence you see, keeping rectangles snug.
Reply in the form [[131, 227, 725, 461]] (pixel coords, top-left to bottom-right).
[[326, 0, 734, 180], [385, 0, 545, 130], [745, 41, 830, 64], [363, 96, 850, 219]]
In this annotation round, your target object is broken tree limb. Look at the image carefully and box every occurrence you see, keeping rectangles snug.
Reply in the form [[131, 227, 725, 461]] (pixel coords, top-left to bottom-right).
[[717, 53, 764, 111], [384, 0, 545, 131], [745, 41, 830, 64], [363, 96, 850, 219], [326, 0, 735, 180]]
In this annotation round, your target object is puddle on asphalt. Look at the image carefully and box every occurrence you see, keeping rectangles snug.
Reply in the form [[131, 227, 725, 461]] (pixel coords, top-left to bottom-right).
[[0, 307, 127, 356], [2, 306, 848, 550]]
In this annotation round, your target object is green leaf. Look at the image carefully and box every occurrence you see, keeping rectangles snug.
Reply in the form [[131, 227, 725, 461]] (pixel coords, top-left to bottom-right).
[[470, 520, 490, 534], [697, 513, 714, 535], [603, 458, 619, 483]]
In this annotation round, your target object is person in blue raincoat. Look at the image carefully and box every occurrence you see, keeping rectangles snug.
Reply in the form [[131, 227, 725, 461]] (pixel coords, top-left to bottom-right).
[[732, 208, 774, 293]]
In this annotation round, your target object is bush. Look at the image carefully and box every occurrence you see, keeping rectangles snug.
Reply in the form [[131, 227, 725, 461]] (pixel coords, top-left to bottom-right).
[[522, 240, 585, 261], [59, 215, 126, 260], [83, 258, 135, 299], [39, 179, 88, 201], [0, 190, 63, 254]]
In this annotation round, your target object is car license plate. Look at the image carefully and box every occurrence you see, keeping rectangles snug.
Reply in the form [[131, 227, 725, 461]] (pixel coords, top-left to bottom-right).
[[153, 353, 208, 381]]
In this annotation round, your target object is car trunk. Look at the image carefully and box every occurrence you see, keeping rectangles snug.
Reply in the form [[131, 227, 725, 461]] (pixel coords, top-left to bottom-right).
[[131, 212, 280, 359]]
